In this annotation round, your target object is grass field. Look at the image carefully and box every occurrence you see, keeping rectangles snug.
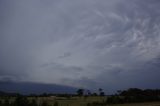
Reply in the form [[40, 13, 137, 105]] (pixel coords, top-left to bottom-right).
[[28, 96, 160, 106], [107, 102, 160, 106], [28, 96, 106, 106], [1, 96, 160, 106]]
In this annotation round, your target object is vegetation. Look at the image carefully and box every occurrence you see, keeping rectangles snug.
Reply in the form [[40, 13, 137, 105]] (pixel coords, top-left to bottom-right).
[[106, 88, 160, 104], [0, 88, 160, 106], [76, 89, 84, 96]]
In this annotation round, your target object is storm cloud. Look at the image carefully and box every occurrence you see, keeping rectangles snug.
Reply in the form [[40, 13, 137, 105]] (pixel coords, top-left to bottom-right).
[[0, 0, 160, 92]]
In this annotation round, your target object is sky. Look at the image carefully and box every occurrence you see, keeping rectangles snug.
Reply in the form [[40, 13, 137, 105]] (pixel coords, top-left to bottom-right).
[[0, 0, 160, 93]]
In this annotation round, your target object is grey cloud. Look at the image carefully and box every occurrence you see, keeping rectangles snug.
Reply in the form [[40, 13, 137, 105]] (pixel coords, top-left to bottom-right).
[[0, 0, 160, 93], [58, 52, 72, 59]]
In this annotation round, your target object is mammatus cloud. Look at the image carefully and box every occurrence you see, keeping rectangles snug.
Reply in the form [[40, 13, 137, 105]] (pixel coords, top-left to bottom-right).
[[0, 0, 160, 92]]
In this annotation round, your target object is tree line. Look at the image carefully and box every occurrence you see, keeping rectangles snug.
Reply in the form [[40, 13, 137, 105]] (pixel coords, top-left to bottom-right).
[[107, 88, 160, 104], [76, 88, 105, 96], [86, 88, 160, 106], [0, 88, 160, 106]]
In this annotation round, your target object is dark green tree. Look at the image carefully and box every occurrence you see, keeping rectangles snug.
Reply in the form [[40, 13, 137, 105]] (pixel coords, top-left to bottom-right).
[[76, 89, 84, 96], [99, 88, 105, 96], [87, 90, 91, 96], [92, 92, 98, 96]]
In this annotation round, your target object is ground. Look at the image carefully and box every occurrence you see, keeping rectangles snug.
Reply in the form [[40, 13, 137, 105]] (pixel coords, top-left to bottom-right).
[[1, 96, 160, 106], [30, 96, 160, 106]]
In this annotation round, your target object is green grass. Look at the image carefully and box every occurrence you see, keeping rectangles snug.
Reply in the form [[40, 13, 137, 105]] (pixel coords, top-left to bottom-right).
[[107, 102, 160, 106], [56, 96, 105, 106], [28, 96, 160, 106], [29, 96, 106, 106], [1, 96, 160, 106]]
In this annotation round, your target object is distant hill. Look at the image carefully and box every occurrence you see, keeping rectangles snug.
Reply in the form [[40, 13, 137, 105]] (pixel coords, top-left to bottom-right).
[[0, 81, 77, 95]]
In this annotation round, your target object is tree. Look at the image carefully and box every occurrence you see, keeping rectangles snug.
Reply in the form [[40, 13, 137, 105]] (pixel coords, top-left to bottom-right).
[[100, 92, 105, 96], [99, 88, 105, 96], [77, 89, 84, 96], [87, 90, 91, 96], [92, 93, 98, 96]]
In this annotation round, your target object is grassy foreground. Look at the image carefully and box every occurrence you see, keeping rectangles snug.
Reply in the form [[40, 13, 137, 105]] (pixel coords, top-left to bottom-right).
[[28, 96, 106, 106], [107, 102, 160, 106], [1, 96, 160, 106], [29, 96, 160, 106]]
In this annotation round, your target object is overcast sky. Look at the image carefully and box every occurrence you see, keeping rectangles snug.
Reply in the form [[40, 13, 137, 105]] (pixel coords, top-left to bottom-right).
[[0, 0, 160, 92]]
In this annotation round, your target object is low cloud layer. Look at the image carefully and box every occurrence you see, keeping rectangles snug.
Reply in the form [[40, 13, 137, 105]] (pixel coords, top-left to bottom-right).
[[1, 0, 160, 92]]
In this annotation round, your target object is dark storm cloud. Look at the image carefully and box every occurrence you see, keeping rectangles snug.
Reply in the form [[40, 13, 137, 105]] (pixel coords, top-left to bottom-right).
[[0, 0, 160, 92]]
